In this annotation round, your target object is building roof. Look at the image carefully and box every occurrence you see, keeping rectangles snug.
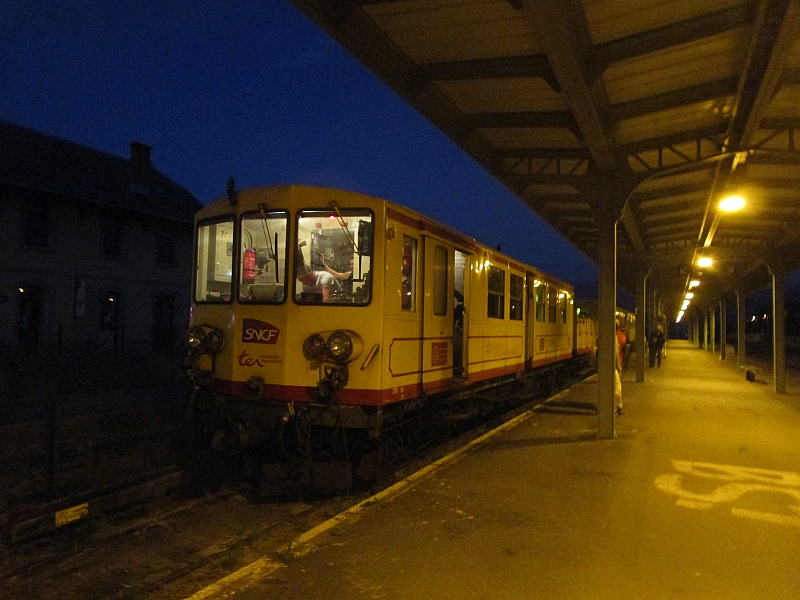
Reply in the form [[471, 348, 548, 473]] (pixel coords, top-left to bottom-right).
[[0, 119, 201, 223]]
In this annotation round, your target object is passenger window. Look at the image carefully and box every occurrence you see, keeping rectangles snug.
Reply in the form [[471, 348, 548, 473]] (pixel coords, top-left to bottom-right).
[[434, 245, 448, 316], [488, 266, 505, 319], [548, 285, 557, 323], [534, 281, 545, 322], [295, 208, 373, 304], [195, 218, 234, 303], [509, 274, 523, 321], [402, 236, 417, 312], [559, 290, 568, 323], [239, 210, 288, 303]]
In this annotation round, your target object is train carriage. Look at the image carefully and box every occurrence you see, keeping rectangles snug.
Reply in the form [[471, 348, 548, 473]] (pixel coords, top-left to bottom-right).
[[183, 184, 589, 488]]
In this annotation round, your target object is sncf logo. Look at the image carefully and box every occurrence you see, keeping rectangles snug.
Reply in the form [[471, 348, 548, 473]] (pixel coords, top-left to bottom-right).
[[242, 318, 280, 345]]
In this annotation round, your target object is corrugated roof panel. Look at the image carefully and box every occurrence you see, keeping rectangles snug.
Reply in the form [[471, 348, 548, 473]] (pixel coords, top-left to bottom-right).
[[616, 101, 731, 145], [626, 139, 724, 173], [366, 0, 539, 64], [745, 163, 800, 179], [784, 34, 800, 65], [528, 183, 585, 195], [435, 78, 567, 113], [603, 30, 748, 104], [748, 128, 799, 150], [648, 220, 703, 235], [635, 169, 714, 191], [764, 86, 800, 118], [643, 206, 705, 223], [482, 127, 583, 148], [582, 0, 751, 45], [639, 191, 707, 210]]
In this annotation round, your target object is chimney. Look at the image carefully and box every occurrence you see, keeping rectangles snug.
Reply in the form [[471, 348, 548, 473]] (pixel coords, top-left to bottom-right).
[[129, 141, 152, 188]]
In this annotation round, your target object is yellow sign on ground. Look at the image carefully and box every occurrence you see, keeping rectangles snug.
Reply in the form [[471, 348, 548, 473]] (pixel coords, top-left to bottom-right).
[[55, 503, 89, 527]]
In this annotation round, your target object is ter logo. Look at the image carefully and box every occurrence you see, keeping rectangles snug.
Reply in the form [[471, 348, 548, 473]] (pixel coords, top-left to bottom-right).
[[242, 318, 280, 345]]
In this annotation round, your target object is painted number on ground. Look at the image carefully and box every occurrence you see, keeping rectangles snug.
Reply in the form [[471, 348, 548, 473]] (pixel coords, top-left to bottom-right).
[[655, 460, 800, 527]]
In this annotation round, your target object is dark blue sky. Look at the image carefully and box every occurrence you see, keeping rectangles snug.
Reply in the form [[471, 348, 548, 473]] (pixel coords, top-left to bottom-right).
[[1, 0, 597, 284]]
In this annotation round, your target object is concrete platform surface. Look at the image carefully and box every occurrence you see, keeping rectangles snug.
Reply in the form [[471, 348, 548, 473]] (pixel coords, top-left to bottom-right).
[[192, 341, 800, 599]]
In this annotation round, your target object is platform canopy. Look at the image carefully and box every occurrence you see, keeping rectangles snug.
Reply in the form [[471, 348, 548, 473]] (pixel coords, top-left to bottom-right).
[[289, 0, 800, 318]]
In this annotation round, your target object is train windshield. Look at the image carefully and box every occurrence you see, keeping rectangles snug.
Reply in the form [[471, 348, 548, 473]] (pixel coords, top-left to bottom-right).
[[295, 208, 373, 305], [239, 209, 289, 303], [194, 217, 235, 303]]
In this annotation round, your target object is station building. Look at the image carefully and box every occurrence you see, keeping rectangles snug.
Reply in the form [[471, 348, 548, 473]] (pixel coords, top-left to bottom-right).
[[0, 120, 201, 363]]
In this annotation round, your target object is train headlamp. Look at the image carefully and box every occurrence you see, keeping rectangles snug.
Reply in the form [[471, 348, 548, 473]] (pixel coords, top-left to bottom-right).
[[186, 326, 206, 351], [326, 330, 354, 364], [303, 329, 363, 364], [186, 325, 225, 355], [304, 333, 327, 358], [206, 329, 225, 354]]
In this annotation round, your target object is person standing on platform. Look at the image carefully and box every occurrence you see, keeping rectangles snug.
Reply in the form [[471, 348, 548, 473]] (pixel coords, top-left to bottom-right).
[[648, 325, 665, 367], [614, 321, 624, 416], [616, 321, 627, 370]]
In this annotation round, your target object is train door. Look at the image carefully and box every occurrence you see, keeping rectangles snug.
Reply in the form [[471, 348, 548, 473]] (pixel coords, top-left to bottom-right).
[[454, 250, 469, 378], [422, 236, 454, 388]]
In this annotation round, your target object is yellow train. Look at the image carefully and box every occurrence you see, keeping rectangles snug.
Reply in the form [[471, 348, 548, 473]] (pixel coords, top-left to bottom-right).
[[183, 184, 596, 490]]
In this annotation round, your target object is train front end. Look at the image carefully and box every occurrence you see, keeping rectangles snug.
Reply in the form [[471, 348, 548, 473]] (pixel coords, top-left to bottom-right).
[[182, 185, 384, 490]]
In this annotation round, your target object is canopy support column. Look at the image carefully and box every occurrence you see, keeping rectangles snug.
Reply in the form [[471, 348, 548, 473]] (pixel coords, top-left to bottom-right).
[[737, 289, 746, 369], [720, 297, 727, 362], [770, 254, 786, 393], [635, 271, 646, 383], [597, 175, 617, 439]]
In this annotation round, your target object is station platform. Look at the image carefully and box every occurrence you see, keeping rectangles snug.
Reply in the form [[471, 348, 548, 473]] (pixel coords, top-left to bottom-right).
[[193, 341, 800, 599]]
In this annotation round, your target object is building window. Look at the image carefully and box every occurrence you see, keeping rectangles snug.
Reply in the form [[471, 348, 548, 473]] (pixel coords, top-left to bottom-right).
[[488, 266, 505, 319], [401, 236, 417, 312], [509, 274, 523, 321], [17, 286, 43, 350], [99, 292, 120, 351], [157, 230, 174, 265], [152, 295, 174, 350], [103, 217, 124, 258], [24, 202, 50, 247]]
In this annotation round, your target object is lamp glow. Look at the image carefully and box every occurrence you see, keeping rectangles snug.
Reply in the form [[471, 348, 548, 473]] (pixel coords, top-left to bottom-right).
[[685, 292, 694, 299], [719, 195, 745, 212], [697, 257, 713, 267]]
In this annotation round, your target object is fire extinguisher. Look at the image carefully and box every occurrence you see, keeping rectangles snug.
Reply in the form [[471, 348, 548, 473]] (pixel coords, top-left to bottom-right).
[[242, 247, 256, 281]]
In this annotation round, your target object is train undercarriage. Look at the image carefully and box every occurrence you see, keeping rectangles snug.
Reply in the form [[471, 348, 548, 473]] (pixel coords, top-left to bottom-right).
[[183, 354, 595, 498]]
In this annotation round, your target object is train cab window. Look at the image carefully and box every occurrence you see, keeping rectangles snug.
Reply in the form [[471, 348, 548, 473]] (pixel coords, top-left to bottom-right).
[[295, 208, 373, 305], [509, 274, 523, 320], [239, 210, 288, 303], [534, 280, 546, 322], [548, 285, 557, 323], [401, 236, 417, 311], [487, 266, 505, 319], [194, 217, 234, 303], [434, 245, 448, 316]]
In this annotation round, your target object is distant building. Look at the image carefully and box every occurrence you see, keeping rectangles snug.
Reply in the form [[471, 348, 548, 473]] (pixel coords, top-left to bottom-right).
[[0, 120, 202, 356]]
